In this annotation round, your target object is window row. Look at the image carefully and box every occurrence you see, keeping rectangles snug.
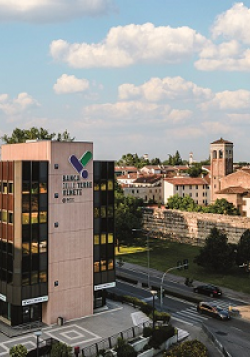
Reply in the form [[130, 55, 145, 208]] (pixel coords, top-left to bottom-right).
[[0, 211, 13, 224], [0, 182, 13, 194], [22, 182, 47, 194], [94, 206, 114, 218], [22, 241, 47, 255], [94, 180, 113, 191], [22, 271, 47, 285], [94, 233, 113, 245], [94, 259, 114, 272], [22, 212, 47, 225], [176, 185, 209, 190]]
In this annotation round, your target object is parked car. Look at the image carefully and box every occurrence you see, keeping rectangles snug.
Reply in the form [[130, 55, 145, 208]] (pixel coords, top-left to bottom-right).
[[197, 301, 230, 320], [193, 284, 222, 298]]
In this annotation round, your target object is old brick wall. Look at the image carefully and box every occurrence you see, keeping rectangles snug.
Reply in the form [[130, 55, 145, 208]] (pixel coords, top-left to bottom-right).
[[143, 208, 250, 245]]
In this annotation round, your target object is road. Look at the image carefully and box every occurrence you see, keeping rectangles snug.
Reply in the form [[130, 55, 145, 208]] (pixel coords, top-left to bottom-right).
[[114, 264, 250, 357]]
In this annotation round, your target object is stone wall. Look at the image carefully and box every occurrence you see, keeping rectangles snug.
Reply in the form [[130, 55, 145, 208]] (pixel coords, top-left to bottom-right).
[[143, 208, 250, 245]]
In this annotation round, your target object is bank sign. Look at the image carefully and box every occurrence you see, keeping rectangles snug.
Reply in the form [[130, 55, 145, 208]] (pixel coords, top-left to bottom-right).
[[62, 150, 93, 203]]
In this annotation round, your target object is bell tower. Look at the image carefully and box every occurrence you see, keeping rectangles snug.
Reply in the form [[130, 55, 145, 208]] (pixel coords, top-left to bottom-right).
[[210, 138, 233, 203]]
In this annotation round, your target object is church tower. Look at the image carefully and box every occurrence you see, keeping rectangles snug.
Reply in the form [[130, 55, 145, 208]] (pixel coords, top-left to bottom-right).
[[210, 138, 233, 203]]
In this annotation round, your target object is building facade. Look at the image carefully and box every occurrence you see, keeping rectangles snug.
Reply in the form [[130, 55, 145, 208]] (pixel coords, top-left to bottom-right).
[[0, 141, 115, 326]]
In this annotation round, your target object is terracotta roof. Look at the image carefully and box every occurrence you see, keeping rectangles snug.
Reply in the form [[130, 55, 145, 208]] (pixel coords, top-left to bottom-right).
[[240, 168, 250, 175], [211, 138, 233, 144], [117, 173, 142, 180], [115, 166, 137, 171], [216, 186, 249, 194], [163, 177, 209, 185], [134, 174, 162, 184]]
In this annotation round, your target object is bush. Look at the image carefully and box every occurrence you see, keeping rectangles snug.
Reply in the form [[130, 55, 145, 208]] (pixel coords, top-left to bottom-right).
[[149, 310, 171, 324], [164, 339, 208, 357], [115, 339, 137, 357], [142, 326, 153, 338], [148, 325, 175, 349]]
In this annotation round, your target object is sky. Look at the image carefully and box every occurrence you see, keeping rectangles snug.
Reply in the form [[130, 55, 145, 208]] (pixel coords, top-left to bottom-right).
[[0, 0, 250, 162]]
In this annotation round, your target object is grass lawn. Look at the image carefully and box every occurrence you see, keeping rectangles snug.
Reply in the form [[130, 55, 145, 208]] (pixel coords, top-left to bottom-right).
[[116, 238, 250, 295]]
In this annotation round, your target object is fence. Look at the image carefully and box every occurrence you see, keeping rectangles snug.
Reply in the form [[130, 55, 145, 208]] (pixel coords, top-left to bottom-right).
[[82, 322, 150, 357]]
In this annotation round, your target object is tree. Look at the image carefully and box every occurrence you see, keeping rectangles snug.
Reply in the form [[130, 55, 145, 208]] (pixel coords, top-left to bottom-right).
[[1, 127, 74, 144], [187, 163, 204, 177], [203, 199, 239, 215], [115, 183, 143, 246], [194, 227, 235, 272], [237, 229, 250, 268], [167, 194, 198, 212], [50, 342, 72, 357], [9, 345, 27, 357]]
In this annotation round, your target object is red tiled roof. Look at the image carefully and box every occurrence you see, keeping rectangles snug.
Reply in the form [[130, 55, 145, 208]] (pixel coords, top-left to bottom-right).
[[134, 174, 162, 184], [217, 186, 249, 194], [163, 177, 209, 185], [211, 138, 233, 144], [115, 166, 137, 171]]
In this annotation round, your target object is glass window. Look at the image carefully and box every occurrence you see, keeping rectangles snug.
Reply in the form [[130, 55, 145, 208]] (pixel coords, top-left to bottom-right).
[[94, 261, 100, 273], [107, 180, 113, 191], [31, 271, 38, 284], [31, 182, 39, 194], [94, 235, 99, 245], [39, 271, 47, 283], [101, 259, 106, 271], [107, 206, 113, 218], [108, 233, 113, 243], [101, 234, 106, 244], [108, 259, 113, 270], [39, 211, 47, 223], [31, 241, 38, 254], [94, 182, 100, 191], [22, 242, 30, 255], [22, 194, 30, 213], [94, 208, 99, 218], [31, 212, 38, 224], [101, 182, 106, 191], [3, 183, 7, 194], [8, 212, 13, 224], [31, 195, 38, 212], [8, 183, 13, 193], [39, 182, 47, 193], [101, 206, 106, 218], [39, 240, 47, 253], [22, 182, 30, 194], [2, 211, 7, 223]]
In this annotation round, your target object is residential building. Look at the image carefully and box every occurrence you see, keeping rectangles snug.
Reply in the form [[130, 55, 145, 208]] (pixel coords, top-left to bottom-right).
[[162, 177, 210, 206], [0, 140, 115, 326]]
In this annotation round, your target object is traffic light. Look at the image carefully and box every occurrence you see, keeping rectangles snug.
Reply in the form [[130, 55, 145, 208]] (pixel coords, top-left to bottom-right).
[[183, 259, 189, 270]]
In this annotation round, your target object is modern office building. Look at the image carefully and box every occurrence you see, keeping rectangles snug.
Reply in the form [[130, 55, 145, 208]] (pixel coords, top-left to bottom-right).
[[0, 140, 115, 326]]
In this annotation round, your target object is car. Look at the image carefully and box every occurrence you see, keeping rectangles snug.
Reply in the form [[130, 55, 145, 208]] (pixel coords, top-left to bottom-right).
[[197, 301, 230, 320], [193, 284, 222, 298]]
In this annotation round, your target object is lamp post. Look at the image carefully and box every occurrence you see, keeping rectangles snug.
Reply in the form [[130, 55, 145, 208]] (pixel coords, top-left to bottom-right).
[[132, 228, 161, 288], [34, 331, 42, 357], [151, 290, 157, 330]]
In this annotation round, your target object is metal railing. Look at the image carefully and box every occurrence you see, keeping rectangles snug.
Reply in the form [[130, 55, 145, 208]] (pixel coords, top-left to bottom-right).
[[82, 322, 149, 357]]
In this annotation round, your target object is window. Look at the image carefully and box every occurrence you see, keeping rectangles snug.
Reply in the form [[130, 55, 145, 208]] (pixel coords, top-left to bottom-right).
[[176, 186, 178, 190], [94, 235, 99, 245], [196, 185, 198, 189], [8, 183, 13, 193], [196, 193, 198, 197], [107, 180, 113, 190], [108, 233, 113, 243], [189, 193, 192, 197], [101, 234, 106, 244], [189, 185, 192, 189], [94, 261, 100, 272], [108, 259, 113, 270], [2, 211, 7, 223], [3, 183, 7, 194], [183, 186, 185, 190]]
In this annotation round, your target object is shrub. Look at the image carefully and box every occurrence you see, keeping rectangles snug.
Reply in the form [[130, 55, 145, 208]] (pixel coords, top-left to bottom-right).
[[164, 339, 208, 357], [9, 345, 27, 357], [148, 325, 175, 349], [115, 339, 137, 357], [149, 310, 171, 324], [142, 326, 153, 338]]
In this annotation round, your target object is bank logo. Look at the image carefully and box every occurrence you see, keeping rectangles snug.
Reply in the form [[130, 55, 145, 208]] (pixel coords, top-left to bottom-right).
[[69, 151, 92, 178]]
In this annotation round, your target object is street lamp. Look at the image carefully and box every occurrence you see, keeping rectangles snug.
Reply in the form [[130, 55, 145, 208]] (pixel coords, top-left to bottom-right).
[[132, 228, 162, 288], [151, 290, 157, 330], [34, 331, 42, 357]]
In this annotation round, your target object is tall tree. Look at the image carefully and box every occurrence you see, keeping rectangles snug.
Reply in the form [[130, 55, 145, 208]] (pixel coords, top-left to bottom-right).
[[194, 227, 235, 272], [237, 229, 250, 268], [1, 127, 74, 144]]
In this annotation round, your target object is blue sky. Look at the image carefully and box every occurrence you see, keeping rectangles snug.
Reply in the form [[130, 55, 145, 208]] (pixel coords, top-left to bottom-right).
[[0, 0, 250, 162]]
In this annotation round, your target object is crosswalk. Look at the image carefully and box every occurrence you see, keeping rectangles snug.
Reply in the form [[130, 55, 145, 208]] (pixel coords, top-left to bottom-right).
[[171, 300, 239, 326]]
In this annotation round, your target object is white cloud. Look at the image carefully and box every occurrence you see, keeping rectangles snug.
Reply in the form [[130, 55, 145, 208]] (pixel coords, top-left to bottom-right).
[[50, 23, 207, 68], [0, 0, 115, 23], [53, 74, 90, 94], [200, 90, 250, 111], [0, 92, 39, 115], [118, 76, 212, 102], [211, 3, 250, 44]]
